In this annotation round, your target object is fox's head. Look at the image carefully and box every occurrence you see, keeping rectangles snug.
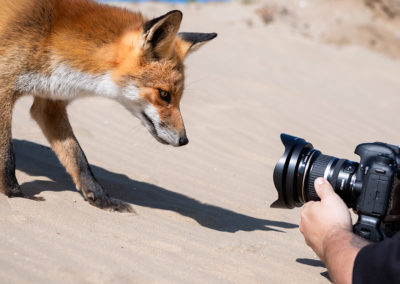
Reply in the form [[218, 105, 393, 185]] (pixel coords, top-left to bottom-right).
[[113, 10, 216, 147]]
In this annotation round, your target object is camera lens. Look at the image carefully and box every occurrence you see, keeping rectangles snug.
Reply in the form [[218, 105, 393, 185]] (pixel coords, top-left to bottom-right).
[[271, 134, 359, 209]]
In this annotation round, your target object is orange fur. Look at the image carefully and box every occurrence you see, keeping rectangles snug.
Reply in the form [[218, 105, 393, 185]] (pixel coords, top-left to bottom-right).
[[0, 0, 216, 210]]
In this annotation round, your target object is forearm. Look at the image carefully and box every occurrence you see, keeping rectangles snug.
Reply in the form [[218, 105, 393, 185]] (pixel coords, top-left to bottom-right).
[[322, 230, 370, 284]]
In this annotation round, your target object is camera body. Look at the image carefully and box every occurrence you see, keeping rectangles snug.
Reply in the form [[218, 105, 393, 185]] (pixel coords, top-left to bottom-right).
[[351, 142, 400, 241], [272, 134, 400, 242]]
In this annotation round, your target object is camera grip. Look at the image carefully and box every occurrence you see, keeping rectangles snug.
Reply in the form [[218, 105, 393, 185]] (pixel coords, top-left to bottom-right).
[[353, 215, 383, 242]]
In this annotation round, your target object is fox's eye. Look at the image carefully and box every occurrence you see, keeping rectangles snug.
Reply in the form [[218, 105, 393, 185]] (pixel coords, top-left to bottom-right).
[[158, 89, 171, 104]]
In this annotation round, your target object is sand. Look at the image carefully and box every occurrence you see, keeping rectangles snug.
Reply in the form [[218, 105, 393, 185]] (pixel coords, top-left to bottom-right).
[[1, 1, 400, 283]]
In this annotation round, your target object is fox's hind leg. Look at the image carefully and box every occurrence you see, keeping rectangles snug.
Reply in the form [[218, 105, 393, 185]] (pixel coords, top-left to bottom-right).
[[0, 90, 23, 197], [30, 97, 134, 213]]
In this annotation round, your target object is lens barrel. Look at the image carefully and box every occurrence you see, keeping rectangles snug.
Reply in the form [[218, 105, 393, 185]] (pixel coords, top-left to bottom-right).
[[271, 134, 358, 209], [306, 153, 337, 201]]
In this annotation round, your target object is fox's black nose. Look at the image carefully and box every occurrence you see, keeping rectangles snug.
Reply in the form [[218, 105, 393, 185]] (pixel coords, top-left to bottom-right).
[[179, 137, 189, 146]]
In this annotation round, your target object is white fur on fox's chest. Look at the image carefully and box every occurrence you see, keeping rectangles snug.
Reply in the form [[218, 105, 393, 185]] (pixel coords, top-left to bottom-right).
[[16, 64, 139, 101]]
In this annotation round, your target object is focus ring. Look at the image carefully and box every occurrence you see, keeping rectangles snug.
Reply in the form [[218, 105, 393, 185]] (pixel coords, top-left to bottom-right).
[[306, 155, 335, 201]]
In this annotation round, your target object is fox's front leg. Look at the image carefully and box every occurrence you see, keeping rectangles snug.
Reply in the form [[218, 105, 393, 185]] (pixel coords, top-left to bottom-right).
[[30, 97, 134, 213], [0, 90, 24, 197]]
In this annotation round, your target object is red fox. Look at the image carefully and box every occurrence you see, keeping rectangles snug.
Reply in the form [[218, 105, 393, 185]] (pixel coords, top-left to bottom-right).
[[0, 0, 216, 212]]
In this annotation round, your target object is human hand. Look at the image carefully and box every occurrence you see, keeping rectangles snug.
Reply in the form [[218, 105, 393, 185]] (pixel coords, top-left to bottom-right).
[[299, 177, 352, 261]]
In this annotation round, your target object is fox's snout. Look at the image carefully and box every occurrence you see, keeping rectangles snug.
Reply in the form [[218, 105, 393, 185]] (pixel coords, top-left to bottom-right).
[[140, 107, 188, 147]]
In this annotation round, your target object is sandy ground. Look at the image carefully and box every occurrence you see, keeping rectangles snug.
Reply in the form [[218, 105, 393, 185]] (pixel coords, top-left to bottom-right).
[[255, 0, 400, 59], [1, 1, 400, 283]]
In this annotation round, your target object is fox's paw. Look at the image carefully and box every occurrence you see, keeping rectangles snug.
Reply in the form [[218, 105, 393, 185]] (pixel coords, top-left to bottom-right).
[[5, 186, 25, 198], [86, 193, 136, 214], [5, 187, 44, 201]]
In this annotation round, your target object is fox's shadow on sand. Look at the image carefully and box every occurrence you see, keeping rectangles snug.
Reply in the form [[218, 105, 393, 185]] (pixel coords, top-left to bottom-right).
[[14, 139, 297, 233]]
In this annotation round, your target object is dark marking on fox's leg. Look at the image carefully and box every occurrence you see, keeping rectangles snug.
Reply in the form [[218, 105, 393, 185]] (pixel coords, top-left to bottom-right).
[[30, 97, 134, 213], [73, 147, 134, 212], [3, 141, 44, 201], [0, 88, 25, 198], [2, 140, 24, 197]]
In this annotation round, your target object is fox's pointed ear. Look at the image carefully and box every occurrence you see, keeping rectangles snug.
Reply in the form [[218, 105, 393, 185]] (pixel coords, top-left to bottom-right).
[[142, 10, 182, 58], [176, 32, 217, 59]]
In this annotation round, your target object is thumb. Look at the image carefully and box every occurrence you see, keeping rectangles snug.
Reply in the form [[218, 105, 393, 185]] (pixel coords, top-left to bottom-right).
[[314, 177, 334, 200]]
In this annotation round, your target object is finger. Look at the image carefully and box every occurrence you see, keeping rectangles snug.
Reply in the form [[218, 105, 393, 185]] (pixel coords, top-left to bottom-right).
[[314, 177, 334, 199], [304, 200, 315, 206]]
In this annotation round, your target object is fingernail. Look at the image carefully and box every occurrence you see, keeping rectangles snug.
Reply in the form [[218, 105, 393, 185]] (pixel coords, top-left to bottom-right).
[[315, 177, 325, 186]]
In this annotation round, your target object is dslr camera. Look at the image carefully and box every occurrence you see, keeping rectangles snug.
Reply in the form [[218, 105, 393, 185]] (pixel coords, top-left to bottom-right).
[[272, 134, 400, 242]]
